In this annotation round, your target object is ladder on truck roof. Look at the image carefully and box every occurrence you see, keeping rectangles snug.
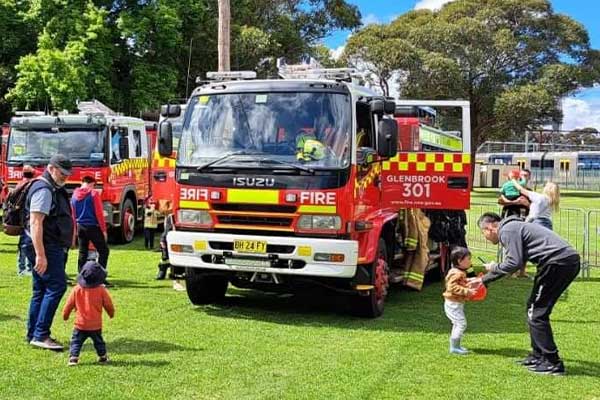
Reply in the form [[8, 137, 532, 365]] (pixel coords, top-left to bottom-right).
[[277, 57, 360, 82], [77, 99, 117, 116]]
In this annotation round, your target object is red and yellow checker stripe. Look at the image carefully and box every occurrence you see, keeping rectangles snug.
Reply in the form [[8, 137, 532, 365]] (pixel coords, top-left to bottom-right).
[[382, 152, 471, 173]]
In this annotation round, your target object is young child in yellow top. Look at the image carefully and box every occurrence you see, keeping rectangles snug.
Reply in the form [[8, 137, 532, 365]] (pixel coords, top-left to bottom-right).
[[443, 247, 477, 355]]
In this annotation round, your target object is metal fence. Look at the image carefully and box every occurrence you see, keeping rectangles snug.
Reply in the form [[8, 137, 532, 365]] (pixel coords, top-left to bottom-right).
[[530, 169, 600, 192], [466, 202, 599, 277]]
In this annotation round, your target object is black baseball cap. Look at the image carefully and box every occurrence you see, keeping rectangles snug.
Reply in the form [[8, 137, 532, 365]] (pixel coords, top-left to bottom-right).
[[49, 154, 73, 176]]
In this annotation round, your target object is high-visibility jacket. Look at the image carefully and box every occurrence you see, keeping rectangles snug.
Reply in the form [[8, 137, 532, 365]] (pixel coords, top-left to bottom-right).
[[399, 209, 431, 291]]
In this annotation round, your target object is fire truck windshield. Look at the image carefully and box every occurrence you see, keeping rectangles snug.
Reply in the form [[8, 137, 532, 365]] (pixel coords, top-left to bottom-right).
[[7, 127, 108, 164], [178, 92, 351, 170]]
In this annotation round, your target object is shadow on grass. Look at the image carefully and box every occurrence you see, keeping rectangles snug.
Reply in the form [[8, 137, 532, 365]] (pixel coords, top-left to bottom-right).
[[0, 248, 17, 254], [106, 338, 204, 355], [469, 347, 600, 377], [199, 278, 537, 334], [0, 313, 22, 322], [565, 359, 600, 377], [77, 359, 171, 368]]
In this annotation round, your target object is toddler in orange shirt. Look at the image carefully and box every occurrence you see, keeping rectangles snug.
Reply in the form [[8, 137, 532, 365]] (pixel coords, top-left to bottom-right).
[[63, 261, 114, 366]]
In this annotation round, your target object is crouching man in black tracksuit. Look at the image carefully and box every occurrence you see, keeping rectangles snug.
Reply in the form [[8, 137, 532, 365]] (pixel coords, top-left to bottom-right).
[[476, 212, 580, 376]]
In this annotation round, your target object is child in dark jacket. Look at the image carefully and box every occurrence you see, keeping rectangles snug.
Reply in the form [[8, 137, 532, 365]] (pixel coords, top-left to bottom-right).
[[71, 175, 109, 273], [63, 261, 114, 366]]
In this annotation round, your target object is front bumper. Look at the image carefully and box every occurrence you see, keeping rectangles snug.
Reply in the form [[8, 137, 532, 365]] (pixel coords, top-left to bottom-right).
[[167, 231, 358, 278]]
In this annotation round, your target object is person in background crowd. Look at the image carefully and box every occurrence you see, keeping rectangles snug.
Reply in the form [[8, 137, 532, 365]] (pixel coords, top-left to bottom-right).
[[71, 175, 109, 279], [16, 165, 36, 276], [510, 179, 560, 231], [63, 261, 114, 366], [156, 214, 186, 291], [498, 169, 531, 277], [477, 212, 580, 376], [24, 155, 73, 351], [498, 169, 530, 219], [143, 201, 160, 250]]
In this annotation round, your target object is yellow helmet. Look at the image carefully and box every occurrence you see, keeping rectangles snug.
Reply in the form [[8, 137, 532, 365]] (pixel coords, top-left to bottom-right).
[[296, 135, 325, 161]]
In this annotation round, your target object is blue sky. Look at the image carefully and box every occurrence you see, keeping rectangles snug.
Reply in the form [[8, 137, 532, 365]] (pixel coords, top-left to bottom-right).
[[323, 0, 600, 131]]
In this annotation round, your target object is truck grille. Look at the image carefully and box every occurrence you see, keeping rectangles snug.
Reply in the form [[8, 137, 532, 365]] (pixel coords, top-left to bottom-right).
[[212, 204, 297, 213], [217, 215, 292, 227]]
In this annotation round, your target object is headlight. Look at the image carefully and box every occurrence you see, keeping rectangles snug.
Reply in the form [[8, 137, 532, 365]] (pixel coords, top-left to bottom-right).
[[177, 209, 213, 226], [297, 215, 342, 231]]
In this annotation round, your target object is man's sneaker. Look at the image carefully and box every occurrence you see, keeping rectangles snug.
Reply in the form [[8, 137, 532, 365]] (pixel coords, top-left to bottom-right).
[[30, 337, 64, 351], [68, 357, 79, 366], [516, 354, 542, 367], [528, 360, 565, 376], [98, 355, 109, 364]]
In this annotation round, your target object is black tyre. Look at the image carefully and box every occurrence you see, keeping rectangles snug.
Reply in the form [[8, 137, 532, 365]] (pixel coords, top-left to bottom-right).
[[185, 268, 229, 305], [117, 198, 136, 244], [353, 238, 390, 318]]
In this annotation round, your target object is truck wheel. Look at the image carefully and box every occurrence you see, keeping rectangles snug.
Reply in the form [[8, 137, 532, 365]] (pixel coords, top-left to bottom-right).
[[353, 238, 390, 318], [185, 268, 228, 305], [119, 198, 136, 243]]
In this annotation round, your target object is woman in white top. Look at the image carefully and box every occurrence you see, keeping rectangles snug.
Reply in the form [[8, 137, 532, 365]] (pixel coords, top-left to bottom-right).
[[511, 180, 560, 230]]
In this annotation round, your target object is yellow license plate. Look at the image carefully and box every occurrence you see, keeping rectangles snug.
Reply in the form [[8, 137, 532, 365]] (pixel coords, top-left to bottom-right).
[[234, 240, 267, 254]]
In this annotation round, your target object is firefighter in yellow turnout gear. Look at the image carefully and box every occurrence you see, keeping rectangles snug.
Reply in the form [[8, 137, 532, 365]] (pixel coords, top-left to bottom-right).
[[296, 131, 326, 161], [398, 208, 431, 291]]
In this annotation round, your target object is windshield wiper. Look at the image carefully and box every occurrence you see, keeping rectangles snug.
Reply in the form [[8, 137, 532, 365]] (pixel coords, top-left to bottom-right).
[[196, 150, 263, 172], [256, 158, 315, 174]]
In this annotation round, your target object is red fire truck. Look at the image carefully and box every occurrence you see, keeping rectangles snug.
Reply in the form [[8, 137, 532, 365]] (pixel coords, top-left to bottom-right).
[[158, 68, 471, 317], [149, 104, 187, 215], [1, 101, 151, 243]]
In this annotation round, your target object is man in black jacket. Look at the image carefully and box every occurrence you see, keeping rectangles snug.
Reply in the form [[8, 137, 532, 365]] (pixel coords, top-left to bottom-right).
[[477, 212, 580, 376], [24, 154, 74, 351]]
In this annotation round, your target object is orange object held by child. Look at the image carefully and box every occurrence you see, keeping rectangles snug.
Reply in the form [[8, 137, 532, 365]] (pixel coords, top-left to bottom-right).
[[467, 273, 487, 301]]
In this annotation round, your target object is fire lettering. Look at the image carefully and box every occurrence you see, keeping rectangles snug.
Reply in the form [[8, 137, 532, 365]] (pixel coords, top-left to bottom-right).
[[299, 192, 336, 205], [180, 188, 208, 201]]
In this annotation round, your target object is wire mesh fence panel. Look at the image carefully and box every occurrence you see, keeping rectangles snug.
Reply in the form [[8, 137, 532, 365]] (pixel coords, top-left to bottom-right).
[[466, 203, 593, 272], [587, 210, 600, 269], [465, 202, 503, 256], [552, 208, 587, 257]]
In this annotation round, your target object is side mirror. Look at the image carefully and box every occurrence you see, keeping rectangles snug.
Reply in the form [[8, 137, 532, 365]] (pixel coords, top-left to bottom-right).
[[384, 100, 396, 114], [370, 100, 384, 115], [356, 147, 377, 166], [118, 131, 129, 159], [159, 121, 173, 156], [377, 119, 398, 158], [160, 104, 181, 118]]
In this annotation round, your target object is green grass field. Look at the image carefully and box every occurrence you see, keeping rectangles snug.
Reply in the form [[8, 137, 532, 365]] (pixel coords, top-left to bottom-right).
[[1, 192, 600, 399]]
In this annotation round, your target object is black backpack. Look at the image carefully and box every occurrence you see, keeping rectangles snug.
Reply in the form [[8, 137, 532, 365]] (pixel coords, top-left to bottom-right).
[[2, 177, 46, 236]]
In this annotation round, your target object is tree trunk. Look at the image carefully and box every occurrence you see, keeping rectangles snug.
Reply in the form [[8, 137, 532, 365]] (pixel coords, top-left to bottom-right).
[[218, 0, 230, 72]]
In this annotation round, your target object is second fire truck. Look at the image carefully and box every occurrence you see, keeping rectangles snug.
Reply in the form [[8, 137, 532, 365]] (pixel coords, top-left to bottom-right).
[[1, 101, 151, 243]]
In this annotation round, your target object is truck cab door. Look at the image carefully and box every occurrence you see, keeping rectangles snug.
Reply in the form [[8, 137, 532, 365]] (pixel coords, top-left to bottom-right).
[[381, 101, 471, 210]]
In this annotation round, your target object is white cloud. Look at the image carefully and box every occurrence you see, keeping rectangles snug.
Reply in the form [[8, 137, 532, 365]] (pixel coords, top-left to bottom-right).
[[414, 0, 455, 11], [561, 96, 600, 131], [330, 45, 345, 60], [362, 13, 379, 25]]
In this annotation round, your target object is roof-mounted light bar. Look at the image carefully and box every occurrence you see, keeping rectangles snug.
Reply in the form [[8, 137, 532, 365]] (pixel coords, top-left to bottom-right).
[[205, 71, 257, 81], [14, 111, 46, 117]]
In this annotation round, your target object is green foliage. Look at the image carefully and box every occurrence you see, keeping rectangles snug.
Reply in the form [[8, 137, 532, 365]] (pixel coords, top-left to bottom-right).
[[2, 0, 361, 116], [343, 0, 600, 145]]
